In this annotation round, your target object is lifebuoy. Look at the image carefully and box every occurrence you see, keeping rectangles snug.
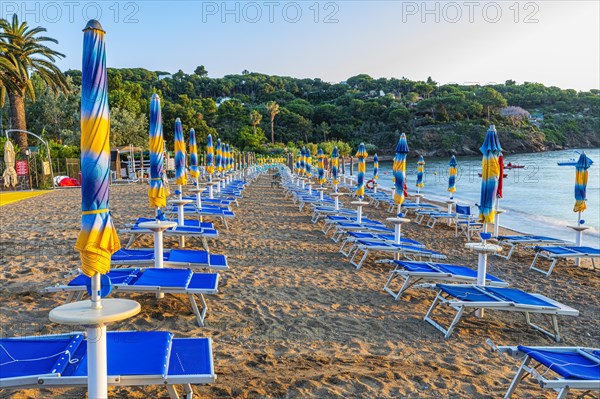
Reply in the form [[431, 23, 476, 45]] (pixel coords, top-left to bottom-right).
[[366, 179, 376, 189]]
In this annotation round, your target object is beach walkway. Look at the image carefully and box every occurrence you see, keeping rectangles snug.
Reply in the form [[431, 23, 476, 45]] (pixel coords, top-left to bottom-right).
[[0, 190, 51, 207]]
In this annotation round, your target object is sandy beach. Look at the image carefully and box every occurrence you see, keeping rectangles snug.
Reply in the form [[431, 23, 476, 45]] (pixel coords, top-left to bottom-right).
[[1, 173, 599, 399]]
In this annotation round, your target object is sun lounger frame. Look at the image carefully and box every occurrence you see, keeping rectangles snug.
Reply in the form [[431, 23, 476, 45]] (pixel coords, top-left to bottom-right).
[[44, 269, 218, 327], [382, 261, 509, 300], [530, 246, 599, 276], [0, 333, 215, 399], [423, 285, 579, 342], [496, 345, 600, 398], [495, 236, 571, 260]]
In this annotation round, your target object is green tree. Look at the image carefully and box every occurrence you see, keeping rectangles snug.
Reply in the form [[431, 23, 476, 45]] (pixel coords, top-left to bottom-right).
[[0, 14, 68, 154], [249, 109, 262, 135], [477, 87, 507, 119], [110, 107, 149, 148], [266, 101, 280, 144], [238, 125, 266, 151]]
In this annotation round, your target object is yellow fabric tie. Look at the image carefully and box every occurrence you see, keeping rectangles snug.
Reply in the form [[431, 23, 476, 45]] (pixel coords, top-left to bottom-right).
[[82, 209, 109, 215]]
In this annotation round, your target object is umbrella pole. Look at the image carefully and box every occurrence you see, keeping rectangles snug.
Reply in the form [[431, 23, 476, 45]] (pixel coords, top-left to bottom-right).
[[494, 197, 501, 237], [575, 211, 582, 266]]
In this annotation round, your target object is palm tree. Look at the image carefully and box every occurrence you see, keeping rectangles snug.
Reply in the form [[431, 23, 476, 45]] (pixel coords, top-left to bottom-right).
[[0, 14, 68, 153], [265, 101, 279, 144], [249, 109, 262, 135]]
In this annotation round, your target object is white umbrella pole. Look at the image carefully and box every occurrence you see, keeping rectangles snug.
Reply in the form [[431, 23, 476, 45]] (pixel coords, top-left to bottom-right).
[[88, 273, 107, 398], [475, 223, 489, 318], [575, 211, 582, 266], [494, 197, 501, 237], [195, 178, 202, 209], [209, 176, 214, 199], [87, 324, 108, 399]]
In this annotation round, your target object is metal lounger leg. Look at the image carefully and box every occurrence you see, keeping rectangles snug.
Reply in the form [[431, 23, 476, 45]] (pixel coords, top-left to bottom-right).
[[166, 385, 181, 399], [555, 388, 570, 399], [125, 234, 138, 248], [339, 240, 355, 257], [496, 243, 515, 260], [423, 294, 465, 339], [350, 248, 369, 270], [222, 217, 229, 230], [529, 251, 554, 276], [524, 312, 561, 342], [188, 293, 207, 327], [202, 237, 209, 252], [184, 384, 194, 399], [504, 357, 532, 398], [383, 273, 418, 300]]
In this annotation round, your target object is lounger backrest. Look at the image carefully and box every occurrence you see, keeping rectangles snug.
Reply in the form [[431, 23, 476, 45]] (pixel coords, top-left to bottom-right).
[[455, 205, 471, 216]]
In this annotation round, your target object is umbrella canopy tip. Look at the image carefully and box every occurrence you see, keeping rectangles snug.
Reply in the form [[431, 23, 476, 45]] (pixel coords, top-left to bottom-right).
[[83, 19, 105, 32], [151, 93, 160, 100]]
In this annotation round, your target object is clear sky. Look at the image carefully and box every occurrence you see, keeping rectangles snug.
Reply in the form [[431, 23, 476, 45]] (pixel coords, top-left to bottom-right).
[[2, 1, 598, 91]]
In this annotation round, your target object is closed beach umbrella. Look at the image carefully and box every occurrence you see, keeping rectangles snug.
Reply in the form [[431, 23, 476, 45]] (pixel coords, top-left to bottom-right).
[[72, 21, 133, 399], [216, 139, 223, 173], [189, 128, 199, 180], [174, 118, 187, 187], [356, 143, 368, 199], [331, 146, 339, 190], [317, 149, 326, 185], [393, 134, 409, 213], [300, 147, 306, 176], [448, 156, 457, 198], [148, 94, 167, 209], [574, 151, 591, 215], [206, 134, 215, 175], [373, 153, 379, 181], [416, 156, 425, 193], [478, 125, 502, 225], [75, 20, 120, 278], [305, 149, 312, 179], [2, 140, 18, 188]]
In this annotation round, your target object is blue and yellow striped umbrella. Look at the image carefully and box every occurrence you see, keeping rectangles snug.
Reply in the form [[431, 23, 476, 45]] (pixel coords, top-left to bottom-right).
[[416, 156, 425, 191], [305, 149, 312, 178], [216, 139, 223, 173], [148, 94, 167, 209], [574, 152, 592, 213], [317, 149, 326, 185], [393, 134, 409, 207], [373, 153, 379, 181], [206, 134, 215, 175], [174, 118, 188, 186], [356, 143, 368, 198], [331, 146, 339, 187], [189, 128, 199, 180], [299, 147, 306, 176], [74, 21, 120, 277], [448, 156, 457, 196], [478, 125, 502, 224], [225, 144, 231, 171]]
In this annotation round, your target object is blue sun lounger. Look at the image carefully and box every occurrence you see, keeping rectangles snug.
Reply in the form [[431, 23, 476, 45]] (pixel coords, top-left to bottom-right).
[[339, 232, 423, 257], [495, 235, 570, 260], [120, 217, 219, 251], [329, 222, 396, 242], [382, 261, 508, 300], [530, 246, 600, 276], [349, 240, 446, 269], [424, 284, 579, 341], [495, 345, 600, 398], [112, 248, 228, 270], [0, 331, 215, 398], [44, 268, 219, 326]]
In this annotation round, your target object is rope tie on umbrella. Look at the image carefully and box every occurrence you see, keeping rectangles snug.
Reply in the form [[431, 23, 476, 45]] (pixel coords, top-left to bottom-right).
[[82, 209, 109, 215]]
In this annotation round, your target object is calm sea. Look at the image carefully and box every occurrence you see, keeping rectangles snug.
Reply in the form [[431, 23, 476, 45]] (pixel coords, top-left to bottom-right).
[[344, 148, 600, 247]]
